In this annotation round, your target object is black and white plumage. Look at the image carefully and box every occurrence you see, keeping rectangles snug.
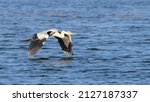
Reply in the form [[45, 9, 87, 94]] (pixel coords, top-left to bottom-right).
[[28, 29, 74, 57], [55, 31, 73, 55]]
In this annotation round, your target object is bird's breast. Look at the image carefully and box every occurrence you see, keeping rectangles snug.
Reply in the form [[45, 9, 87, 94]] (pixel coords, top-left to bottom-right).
[[37, 33, 49, 40]]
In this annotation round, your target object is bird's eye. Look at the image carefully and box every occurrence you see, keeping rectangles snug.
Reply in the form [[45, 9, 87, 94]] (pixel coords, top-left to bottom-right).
[[64, 34, 68, 37]]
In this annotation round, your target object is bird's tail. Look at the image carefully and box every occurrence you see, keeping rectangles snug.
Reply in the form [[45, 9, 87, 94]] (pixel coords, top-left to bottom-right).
[[24, 38, 32, 42]]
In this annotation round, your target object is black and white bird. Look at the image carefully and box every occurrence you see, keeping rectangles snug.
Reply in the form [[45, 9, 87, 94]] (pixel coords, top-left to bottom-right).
[[27, 29, 74, 57]]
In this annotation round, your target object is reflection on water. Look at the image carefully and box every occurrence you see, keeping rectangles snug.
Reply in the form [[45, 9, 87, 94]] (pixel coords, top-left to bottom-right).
[[0, 0, 150, 84], [60, 57, 74, 62], [29, 57, 50, 61], [29, 57, 74, 62]]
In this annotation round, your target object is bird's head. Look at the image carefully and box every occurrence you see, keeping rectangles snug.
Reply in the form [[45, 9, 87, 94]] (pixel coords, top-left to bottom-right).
[[47, 29, 58, 36], [48, 29, 74, 38], [60, 31, 74, 37]]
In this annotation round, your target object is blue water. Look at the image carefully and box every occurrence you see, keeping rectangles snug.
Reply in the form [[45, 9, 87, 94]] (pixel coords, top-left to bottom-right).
[[0, 0, 150, 84]]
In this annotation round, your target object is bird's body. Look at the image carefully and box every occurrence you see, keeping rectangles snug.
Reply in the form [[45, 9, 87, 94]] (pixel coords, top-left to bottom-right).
[[27, 29, 74, 57]]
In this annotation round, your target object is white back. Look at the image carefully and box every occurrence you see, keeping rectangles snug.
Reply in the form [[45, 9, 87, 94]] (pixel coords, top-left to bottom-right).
[[37, 29, 58, 39]]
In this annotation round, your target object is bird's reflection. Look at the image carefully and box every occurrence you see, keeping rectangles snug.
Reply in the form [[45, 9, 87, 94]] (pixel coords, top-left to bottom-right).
[[60, 57, 74, 62], [29, 56, 74, 62]]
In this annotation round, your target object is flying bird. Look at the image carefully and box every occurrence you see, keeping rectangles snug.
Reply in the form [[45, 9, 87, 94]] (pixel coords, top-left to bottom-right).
[[27, 29, 74, 57]]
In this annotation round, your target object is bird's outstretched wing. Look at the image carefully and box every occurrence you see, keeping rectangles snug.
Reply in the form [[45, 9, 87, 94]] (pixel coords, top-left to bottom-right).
[[55, 35, 73, 55], [28, 34, 46, 57]]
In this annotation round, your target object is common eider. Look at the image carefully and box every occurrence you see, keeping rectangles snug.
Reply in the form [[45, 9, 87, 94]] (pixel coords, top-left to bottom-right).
[[27, 29, 74, 57]]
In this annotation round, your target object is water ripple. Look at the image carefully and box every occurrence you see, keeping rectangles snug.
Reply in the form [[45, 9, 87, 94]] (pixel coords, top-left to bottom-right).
[[0, 0, 150, 84]]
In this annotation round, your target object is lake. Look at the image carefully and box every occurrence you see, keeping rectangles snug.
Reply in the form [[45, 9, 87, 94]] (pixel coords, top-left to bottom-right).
[[0, 0, 150, 84]]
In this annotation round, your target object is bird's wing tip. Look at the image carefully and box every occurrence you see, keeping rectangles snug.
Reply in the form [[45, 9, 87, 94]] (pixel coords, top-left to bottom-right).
[[24, 38, 32, 42], [27, 53, 34, 58]]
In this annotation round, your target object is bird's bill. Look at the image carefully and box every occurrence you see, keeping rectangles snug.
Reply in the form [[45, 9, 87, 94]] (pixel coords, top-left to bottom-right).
[[67, 31, 74, 35]]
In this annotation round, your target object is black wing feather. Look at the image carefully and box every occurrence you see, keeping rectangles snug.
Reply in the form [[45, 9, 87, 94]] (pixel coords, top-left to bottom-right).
[[55, 37, 73, 54], [28, 34, 46, 57]]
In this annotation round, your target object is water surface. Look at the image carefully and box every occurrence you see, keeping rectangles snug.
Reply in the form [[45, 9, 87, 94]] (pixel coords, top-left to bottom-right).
[[0, 0, 150, 84]]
